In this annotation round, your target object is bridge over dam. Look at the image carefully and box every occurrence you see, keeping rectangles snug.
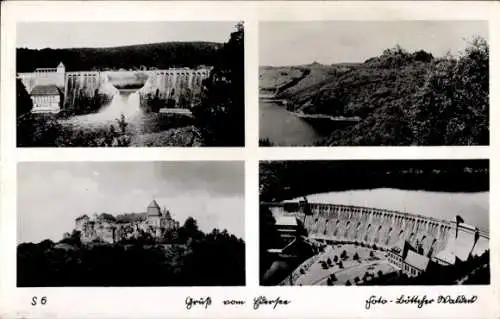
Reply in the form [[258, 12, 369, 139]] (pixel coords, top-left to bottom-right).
[[19, 67, 211, 112], [263, 201, 489, 265]]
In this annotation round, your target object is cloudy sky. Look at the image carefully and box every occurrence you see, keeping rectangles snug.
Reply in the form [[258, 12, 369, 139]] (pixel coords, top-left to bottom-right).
[[260, 21, 488, 66], [18, 161, 245, 244], [17, 21, 238, 49]]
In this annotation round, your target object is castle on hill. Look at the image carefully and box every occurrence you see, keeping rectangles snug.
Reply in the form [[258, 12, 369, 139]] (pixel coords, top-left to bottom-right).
[[73, 200, 180, 243]]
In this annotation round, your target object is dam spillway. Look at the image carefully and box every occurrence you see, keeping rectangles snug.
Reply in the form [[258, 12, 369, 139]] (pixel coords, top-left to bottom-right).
[[266, 201, 489, 264], [137, 69, 211, 108]]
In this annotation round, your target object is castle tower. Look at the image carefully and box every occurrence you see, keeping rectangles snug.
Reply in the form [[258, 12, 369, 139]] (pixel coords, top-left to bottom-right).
[[162, 207, 171, 219], [147, 199, 162, 228]]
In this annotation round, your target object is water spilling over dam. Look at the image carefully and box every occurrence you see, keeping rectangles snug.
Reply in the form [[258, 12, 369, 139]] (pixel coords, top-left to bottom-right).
[[60, 91, 141, 129]]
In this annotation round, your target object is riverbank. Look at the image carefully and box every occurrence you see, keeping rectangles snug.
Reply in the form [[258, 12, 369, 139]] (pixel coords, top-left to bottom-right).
[[260, 94, 360, 129]]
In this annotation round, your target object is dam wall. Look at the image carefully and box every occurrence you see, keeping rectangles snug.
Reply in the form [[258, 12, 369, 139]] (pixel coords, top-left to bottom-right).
[[266, 202, 489, 263], [64, 72, 119, 109], [19, 67, 211, 112], [137, 68, 211, 109]]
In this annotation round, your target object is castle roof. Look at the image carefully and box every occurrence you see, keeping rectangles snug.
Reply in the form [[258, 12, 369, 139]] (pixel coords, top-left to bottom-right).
[[148, 200, 160, 209], [147, 200, 162, 216], [30, 85, 60, 96]]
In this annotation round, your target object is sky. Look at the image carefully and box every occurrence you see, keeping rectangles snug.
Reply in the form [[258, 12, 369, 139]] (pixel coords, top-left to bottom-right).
[[260, 21, 488, 66], [17, 22, 238, 49], [17, 161, 245, 244]]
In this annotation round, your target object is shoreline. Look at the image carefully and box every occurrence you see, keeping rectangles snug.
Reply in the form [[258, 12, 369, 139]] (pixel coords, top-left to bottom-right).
[[260, 95, 361, 123]]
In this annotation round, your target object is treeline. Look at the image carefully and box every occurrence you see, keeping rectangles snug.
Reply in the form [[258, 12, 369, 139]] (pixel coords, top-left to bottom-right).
[[17, 217, 245, 287], [260, 160, 489, 202], [17, 42, 221, 72]]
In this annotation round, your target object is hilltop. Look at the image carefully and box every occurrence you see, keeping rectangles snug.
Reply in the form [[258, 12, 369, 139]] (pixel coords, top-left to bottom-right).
[[17, 41, 223, 72], [259, 38, 489, 146]]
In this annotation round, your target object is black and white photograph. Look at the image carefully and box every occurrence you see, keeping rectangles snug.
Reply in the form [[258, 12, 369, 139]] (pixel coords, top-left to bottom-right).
[[259, 21, 489, 147], [16, 21, 244, 147], [260, 160, 490, 286], [17, 161, 245, 286]]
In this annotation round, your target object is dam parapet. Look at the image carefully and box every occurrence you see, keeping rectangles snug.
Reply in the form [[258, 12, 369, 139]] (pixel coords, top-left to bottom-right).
[[263, 201, 489, 265]]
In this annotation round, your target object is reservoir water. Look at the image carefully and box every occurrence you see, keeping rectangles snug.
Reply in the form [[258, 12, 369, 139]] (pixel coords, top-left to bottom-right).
[[290, 188, 489, 232], [260, 99, 323, 146]]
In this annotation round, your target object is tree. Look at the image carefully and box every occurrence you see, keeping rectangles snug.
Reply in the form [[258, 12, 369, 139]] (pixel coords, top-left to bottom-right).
[[412, 37, 489, 146], [341, 250, 348, 259], [354, 276, 360, 283], [346, 280, 352, 286], [377, 270, 383, 278], [370, 251, 375, 258], [192, 22, 244, 146], [330, 273, 337, 282], [17, 79, 33, 116], [333, 255, 338, 263], [338, 261, 344, 269], [353, 252, 360, 261]]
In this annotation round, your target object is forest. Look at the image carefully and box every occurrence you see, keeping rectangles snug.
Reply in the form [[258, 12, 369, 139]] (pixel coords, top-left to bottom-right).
[[17, 42, 221, 72], [17, 217, 245, 287], [259, 160, 489, 202]]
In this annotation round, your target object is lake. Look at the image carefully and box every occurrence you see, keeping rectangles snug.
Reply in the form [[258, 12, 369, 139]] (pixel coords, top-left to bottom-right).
[[290, 188, 489, 232], [260, 99, 324, 146]]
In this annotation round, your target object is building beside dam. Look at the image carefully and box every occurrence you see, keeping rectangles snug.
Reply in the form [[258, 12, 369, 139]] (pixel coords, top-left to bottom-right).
[[29, 84, 63, 113], [73, 200, 180, 244], [264, 199, 489, 278], [17, 62, 66, 113]]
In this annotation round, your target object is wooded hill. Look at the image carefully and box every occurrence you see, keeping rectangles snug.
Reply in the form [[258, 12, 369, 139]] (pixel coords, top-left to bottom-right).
[[259, 160, 489, 202], [260, 37, 489, 146], [17, 42, 223, 72]]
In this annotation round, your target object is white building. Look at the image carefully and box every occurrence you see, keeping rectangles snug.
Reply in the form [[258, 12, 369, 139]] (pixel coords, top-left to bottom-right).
[[403, 250, 430, 277], [30, 85, 62, 113]]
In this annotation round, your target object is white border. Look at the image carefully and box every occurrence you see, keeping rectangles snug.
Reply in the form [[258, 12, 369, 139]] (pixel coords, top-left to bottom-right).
[[1, 2, 499, 319]]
